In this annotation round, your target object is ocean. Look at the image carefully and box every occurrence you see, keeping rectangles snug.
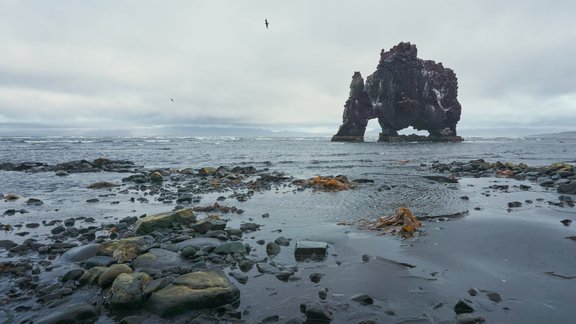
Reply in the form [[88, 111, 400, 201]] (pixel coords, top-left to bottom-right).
[[1, 135, 574, 227], [1, 135, 575, 323]]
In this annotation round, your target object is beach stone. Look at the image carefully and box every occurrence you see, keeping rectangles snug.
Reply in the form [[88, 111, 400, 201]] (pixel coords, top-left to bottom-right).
[[118, 315, 152, 324], [486, 291, 502, 303], [507, 201, 522, 208], [147, 271, 240, 317], [191, 218, 227, 234], [134, 209, 196, 235], [50, 242, 78, 253], [351, 294, 374, 305], [119, 216, 139, 225], [561, 219, 572, 226], [122, 174, 149, 184], [275, 270, 294, 281], [51, 225, 66, 235], [266, 242, 281, 256], [274, 236, 290, 246], [37, 287, 74, 303], [143, 277, 172, 297], [467, 288, 479, 296], [256, 262, 280, 275], [176, 237, 222, 250], [229, 271, 248, 284], [98, 236, 153, 256], [558, 181, 576, 194], [457, 313, 486, 323], [238, 260, 254, 272], [294, 241, 328, 261], [454, 300, 475, 314], [309, 273, 324, 283], [62, 243, 100, 262], [225, 228, 243, 238], [213, 242, 246, 255], [61, 268, 85, 282], [99, 264, 133, 288], [79, 266, 107, 285], [133, 248, 183, 270], [108, 272, 152, 309], [555, 179, 571, 186], [35, 302, 98, 324], [149, 171, 164, 184], [0, 240, 18, 250], [240, 222, 260, 232], [303, 303, 333, 322], [63, 218, 75, 227], [84, 255, 116, 269], [537, 177, 555, 187], [26, 198, 44, 206], [180, 246, 198, 258], [198, 167, 217, 176], [112, 243, 142, 263]]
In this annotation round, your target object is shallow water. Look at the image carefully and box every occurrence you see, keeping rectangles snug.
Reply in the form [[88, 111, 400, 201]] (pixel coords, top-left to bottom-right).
[[2, 135, 573, 226]]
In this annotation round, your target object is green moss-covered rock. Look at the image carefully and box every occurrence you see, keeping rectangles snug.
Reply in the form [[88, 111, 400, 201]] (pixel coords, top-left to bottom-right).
[[149, 171, 164, 184], [98, 236, 153, 263], [79, 266, 107, 286], [213, 242, 247, 255], [134, 209, 196, 235], [107, 272, 152, 310], [132, 248, 184, 269], [198, 167, 217, 176], [147, 271, 240, 317], [98, 264, 133, 288]]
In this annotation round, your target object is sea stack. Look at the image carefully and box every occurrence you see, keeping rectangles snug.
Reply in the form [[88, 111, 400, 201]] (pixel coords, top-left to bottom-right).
[[332, 42, 462, 142]]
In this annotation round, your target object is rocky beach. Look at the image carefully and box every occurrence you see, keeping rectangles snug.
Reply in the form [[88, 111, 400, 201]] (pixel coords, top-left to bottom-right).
[[1, 140, 575, 323]]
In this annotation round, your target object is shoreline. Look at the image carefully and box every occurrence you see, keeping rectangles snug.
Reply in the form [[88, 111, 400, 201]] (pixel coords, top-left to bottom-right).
[[1, 159, 575, 323]]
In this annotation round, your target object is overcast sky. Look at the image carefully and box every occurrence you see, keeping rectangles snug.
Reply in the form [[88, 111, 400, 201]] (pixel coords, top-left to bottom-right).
[[1, 0, 575, 136]]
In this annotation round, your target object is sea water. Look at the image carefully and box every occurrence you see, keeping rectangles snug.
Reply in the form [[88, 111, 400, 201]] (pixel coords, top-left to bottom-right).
[[1, 135, 574, 228]]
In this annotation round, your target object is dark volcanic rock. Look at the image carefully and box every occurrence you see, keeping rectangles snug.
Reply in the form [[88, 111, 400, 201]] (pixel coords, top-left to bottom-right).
[[331, 71, 374, 142], [454, 299, 475, 314], [332, 42, 462, 142], [558, 181, 576, 194], [294, 241, 328, 261], [35, 302, 98, 324]]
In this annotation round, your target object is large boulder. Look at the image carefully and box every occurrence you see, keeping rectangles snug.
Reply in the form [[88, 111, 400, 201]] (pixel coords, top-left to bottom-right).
[[98, 264, 133, 288], [107, 272, 152, 309], [147, 271, 240, 317], [134, 209, 196, 235], [79, 266, 107, 286], [98, 236, 153, 263], [558, 181, 576, 194], [132, 248, 185, 270], [332, 42, 462, 142], [35, 302, 98, 324]]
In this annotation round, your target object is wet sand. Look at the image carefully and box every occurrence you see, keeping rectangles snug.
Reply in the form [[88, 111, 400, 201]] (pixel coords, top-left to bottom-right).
[[222, 177, 576, 323]]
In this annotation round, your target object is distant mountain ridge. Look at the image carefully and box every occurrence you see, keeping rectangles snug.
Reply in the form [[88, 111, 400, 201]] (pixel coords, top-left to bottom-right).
[[530, 131, 576, 138]]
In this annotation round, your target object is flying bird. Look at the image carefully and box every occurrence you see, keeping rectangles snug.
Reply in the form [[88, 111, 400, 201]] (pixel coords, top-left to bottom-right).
[[170, 99, 174, 102], [265, 19, 269, 29]]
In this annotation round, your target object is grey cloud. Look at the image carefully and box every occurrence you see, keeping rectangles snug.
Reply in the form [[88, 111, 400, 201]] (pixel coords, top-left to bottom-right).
[[0, 0, 574, 136]]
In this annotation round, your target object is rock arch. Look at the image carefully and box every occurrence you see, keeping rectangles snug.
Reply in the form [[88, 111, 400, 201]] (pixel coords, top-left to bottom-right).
[[332, 42, 462, 142]]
